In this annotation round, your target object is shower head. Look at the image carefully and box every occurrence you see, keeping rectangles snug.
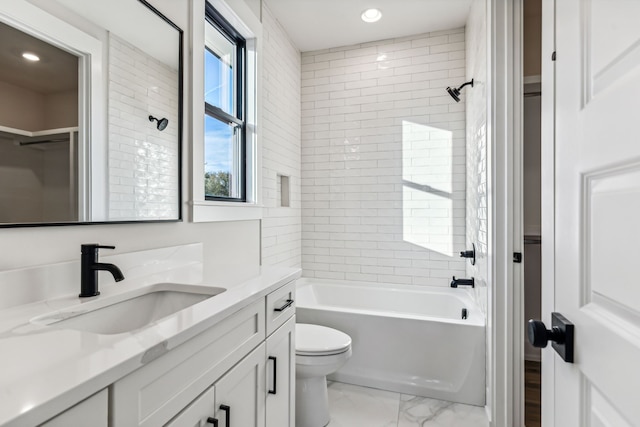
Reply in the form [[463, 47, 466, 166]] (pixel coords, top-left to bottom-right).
[[445, 79, 474, 102], [446, 86, 462, 102], [149, 115, 169, 131]]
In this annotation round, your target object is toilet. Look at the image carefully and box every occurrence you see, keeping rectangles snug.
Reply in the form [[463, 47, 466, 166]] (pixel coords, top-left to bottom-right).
[[295, 323, 352, 427]]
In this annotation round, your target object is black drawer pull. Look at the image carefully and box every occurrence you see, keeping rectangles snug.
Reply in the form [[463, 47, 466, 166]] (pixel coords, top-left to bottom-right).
[[268, 356, 277, 394], [220, 404, 230, 427], [207, 417, 218, 426], [274, 299, 294, 312]]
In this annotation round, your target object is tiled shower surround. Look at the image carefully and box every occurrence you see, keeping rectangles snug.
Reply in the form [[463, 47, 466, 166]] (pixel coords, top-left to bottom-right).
[[108, 34, 179, 220], [465, 0, 489, 316], [301, 29, 468, 286]]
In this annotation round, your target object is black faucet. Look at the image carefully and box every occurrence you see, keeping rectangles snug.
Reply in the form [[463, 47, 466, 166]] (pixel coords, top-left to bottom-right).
[[450, 276, 475, 288], [80, 244, 125, 297]]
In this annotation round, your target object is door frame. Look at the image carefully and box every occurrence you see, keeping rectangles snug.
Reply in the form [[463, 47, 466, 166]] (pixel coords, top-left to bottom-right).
[[539, 1, 555, 426], [489, 0, 524, 426]]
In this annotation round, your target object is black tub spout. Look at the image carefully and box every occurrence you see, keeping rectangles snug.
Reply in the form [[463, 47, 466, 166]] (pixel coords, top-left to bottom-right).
[[450, 276, 474, 288]]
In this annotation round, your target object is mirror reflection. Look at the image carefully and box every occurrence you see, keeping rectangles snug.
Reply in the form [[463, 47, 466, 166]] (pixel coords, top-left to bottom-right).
[[0, 0, 182, 226], [0, 21, 79, 223]]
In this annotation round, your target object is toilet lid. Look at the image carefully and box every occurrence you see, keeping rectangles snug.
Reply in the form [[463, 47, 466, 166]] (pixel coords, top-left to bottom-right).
[[296, 324, 351, 356]]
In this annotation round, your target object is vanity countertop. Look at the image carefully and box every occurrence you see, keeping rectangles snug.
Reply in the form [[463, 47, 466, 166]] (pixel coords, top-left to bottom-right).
[[0, 265, 301, 427]]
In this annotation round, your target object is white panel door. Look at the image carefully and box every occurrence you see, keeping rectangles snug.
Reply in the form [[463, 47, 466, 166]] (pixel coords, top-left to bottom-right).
[[549, 0, 640, 425], [266, 316, 295, 427], [214, 343, 266, 427]]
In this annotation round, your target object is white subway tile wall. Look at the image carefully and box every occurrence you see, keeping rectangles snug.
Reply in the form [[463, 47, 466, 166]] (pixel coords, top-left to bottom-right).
[[108, 34, 179, 220], [261, 4, 302, 267], [465, 0, 490, 414], [465, 0, 488, 317], [301, 29, 467, 286]]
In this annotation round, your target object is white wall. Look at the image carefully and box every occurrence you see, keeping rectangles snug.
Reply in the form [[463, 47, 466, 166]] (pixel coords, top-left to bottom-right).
[[300, 29, 467, 286], [43, 89, 78, 129], [260, 1, 301, 267], [0, 0, 262, 284], [0, 81, 46, 131], [0, 77, 77, 132], [465, 0, 490, 413]]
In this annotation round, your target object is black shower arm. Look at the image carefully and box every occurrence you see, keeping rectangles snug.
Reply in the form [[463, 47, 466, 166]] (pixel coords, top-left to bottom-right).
[[457, 79, 474, 91]]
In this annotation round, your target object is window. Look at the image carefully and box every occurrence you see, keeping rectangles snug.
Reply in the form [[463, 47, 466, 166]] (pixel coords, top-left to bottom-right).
[[204, 4, 246, 201]]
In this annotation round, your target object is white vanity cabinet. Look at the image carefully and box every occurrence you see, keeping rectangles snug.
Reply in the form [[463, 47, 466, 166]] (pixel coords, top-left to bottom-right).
[[40, 389, 108, 427], [107, 279, 296, 427], [165, 343, 266, 427], [110, 299, 266, 427]]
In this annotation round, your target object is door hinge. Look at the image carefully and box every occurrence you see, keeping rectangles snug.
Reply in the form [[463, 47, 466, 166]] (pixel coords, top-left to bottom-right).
[[551, 51, 556, 61], [513, 252, 522, 263]]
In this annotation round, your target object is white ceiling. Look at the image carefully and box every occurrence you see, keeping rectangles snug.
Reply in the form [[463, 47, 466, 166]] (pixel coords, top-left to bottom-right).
[[0, 21, 77, 94], [265, 0, 473, 52]]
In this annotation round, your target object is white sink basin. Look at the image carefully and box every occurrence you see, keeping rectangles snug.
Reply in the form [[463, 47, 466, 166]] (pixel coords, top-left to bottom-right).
[[31, 283, 226, 335]]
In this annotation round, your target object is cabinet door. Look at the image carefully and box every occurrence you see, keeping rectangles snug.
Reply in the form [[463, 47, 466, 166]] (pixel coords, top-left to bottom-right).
[[266, 316, 295, 427], [164, 385, 215, 427], [213, 343, 266, 427], [40, 389, 107, 427]]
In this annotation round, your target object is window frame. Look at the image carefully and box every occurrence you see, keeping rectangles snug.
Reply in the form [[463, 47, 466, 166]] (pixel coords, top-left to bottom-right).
[[204, 3, 247, 202]]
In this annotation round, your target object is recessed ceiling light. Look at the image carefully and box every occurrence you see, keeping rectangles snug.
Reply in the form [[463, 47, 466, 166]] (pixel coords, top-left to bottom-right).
[[22, 52, 40, 62], [361, 8, 382, 23]]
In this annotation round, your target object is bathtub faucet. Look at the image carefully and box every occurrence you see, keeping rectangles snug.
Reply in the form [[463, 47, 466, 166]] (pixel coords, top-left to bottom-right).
[[450, 276, 475, 288]]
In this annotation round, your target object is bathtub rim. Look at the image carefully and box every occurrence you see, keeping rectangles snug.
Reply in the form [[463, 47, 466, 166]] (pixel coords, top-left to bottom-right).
[[296, 277, 485, 326]]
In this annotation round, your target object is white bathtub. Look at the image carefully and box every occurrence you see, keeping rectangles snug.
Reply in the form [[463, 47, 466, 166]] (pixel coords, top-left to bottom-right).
[[295, 278, 485, 406]]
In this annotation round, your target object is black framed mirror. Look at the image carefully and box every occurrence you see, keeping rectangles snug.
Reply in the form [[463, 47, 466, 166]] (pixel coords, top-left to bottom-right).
[[0, 0, 182, 227]]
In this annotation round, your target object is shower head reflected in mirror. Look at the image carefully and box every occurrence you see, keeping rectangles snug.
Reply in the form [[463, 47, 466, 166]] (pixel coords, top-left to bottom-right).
[[149, 115, 169, 131], [445, 79, 474, 102]]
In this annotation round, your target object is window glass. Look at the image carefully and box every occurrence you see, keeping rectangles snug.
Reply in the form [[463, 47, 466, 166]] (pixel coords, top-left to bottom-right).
[[204, 4, 245, 201], [204, 29, 235, 115], [204, 115, 242, 199]]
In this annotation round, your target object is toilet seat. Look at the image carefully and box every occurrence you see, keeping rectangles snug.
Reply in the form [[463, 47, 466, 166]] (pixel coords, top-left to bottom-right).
[[296, 323, 351, 356]]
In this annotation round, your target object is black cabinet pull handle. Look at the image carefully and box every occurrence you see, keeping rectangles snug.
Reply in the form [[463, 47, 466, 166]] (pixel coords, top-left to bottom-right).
[[274, 299, 294, 312], [207, 417, 218, 426], [220, 404, 230, 427], [268, 356, 277, 394]]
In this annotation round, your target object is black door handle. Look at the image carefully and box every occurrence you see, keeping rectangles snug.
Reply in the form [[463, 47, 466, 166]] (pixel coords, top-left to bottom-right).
[[207, 417, 218, 426], [527, 312, 574, 363], [268, 356, 277, 394]]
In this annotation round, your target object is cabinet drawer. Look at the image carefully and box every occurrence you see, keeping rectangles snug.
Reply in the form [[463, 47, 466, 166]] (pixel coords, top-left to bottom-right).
[[265, 280, 296, 336], [111, 300, 265, 427]]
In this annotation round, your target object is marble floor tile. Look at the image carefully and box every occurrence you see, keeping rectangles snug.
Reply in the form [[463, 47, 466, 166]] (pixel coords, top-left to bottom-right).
[[320, 382, 489, 427], [327, 381, 400, 427], [397, 394, 489, 427]]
